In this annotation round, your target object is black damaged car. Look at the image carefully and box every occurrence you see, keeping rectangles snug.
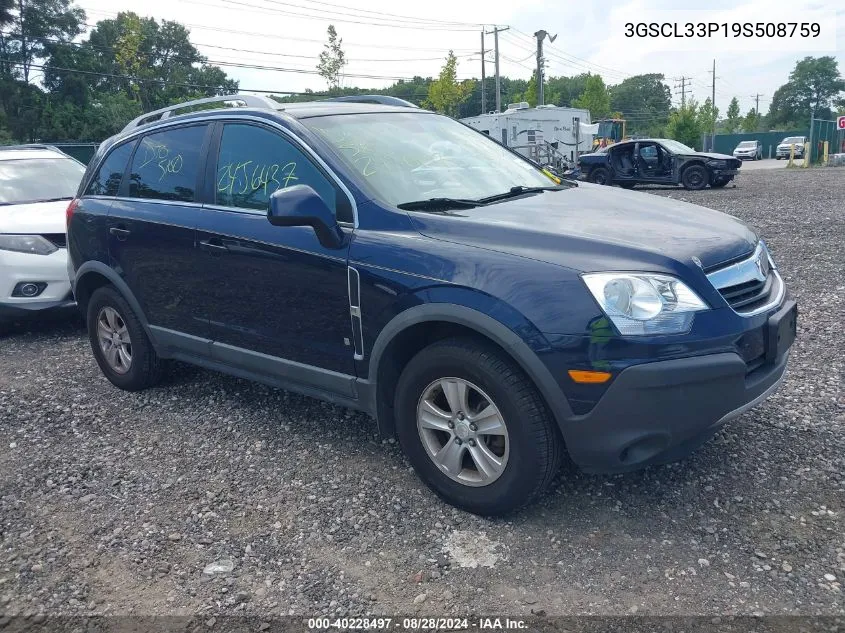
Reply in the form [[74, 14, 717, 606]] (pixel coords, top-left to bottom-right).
[[579, 138, 741, 190]]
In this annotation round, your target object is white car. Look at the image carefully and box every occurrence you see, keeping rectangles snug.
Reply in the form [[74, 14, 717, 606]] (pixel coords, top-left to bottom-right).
[[0, 145, 86, 325], [732, 140, 762, 161], [775, 136, 806, 160]]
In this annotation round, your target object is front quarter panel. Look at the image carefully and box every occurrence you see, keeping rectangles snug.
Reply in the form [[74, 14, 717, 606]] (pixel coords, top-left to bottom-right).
[[349, 202, 602, 378]]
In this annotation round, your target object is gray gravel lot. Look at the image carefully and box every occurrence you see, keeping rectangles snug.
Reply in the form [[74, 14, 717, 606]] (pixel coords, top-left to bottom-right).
[[1, 167, 843, 619]]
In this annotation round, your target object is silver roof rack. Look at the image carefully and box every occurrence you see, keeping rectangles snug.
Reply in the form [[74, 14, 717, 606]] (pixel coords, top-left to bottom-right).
[[121, 94, 281, 132]]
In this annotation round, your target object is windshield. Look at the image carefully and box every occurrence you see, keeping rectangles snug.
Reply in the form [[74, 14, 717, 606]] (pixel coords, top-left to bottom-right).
[[782, 137, 803, 144], [304, 112, 557, 207], [0, 157, 85, 205], [737, 141, 756, 148], [659, 139, 696, 154]]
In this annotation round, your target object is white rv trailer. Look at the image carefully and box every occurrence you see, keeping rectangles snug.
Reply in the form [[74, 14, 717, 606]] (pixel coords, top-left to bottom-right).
[[460, 102, 593, 168]]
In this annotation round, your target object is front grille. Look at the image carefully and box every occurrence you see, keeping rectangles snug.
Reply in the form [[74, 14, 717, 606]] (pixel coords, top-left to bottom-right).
[[42, 233, 66, 248], [706, 242, 783, 316]]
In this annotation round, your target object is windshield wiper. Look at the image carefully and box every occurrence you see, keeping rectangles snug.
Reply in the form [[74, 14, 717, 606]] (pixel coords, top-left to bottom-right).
[[475, 185, 571, 204], [396, 197, 479, 211], [1, 196, 74, 206]]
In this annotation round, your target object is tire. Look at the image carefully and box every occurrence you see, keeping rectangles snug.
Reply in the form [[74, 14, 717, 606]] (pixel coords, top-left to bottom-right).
[[711, 178, 730, 188], [588, 167, 610, 186], [681, 164, 708, 190], [618, 182, 636, 189], [394, 337, 563, 516], [87, 285, 162, 391]]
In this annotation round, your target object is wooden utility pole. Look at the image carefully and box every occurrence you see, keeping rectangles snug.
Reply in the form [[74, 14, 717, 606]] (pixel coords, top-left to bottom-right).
[[485, 26, 509, 112], [480, 31, 486, 114]]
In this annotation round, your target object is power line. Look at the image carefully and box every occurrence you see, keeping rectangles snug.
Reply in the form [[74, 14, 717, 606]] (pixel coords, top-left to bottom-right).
[[674, 76, 692, 107], [209, 0, 481, 31], [4, 59, 487, 101], [78, 11, 478, 53], [217, 0, 484, 29]]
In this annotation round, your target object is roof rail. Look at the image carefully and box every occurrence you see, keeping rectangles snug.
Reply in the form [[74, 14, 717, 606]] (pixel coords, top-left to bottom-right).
[[121, 94, 281, 132]]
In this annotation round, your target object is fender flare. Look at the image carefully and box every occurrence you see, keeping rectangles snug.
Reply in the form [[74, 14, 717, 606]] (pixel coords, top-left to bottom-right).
[[74, 262, 156, 344], [366, 303, 574, 435]]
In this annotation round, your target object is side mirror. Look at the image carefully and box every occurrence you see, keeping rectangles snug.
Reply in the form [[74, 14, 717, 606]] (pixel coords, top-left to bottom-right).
[[267, 185, 345, 249]]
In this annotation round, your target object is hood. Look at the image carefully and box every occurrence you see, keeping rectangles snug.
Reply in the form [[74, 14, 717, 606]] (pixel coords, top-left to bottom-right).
[[0, 199, 69, 234], [408, 182, 757, 273], [687, 151, 738, 161]]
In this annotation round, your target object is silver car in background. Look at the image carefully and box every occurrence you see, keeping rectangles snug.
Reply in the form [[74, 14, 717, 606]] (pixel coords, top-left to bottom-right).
[[732, 140, 762, 161]]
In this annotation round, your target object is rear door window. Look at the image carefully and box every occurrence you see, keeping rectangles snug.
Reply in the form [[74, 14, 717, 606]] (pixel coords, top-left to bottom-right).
[[128, 125, 207, 202], [86, 141, 136, 197], [214, 123, 348, 221]]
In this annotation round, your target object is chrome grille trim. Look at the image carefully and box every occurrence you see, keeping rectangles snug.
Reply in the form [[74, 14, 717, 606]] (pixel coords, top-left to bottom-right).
[[706, 242, 785, 316]]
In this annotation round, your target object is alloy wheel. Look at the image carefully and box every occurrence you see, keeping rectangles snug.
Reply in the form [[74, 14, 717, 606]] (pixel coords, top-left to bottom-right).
[[416, 377, 510, 487], [97, 306, 132, 374]]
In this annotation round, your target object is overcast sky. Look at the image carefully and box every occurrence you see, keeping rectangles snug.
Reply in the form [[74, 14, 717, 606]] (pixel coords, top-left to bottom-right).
[[75, 0, 843, 118]]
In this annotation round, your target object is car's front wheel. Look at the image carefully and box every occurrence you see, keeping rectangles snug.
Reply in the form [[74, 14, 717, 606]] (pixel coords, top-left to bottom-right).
[[394, 337, 562, 516], [681, 165, 708, 190], [87, 286, 162, 391], [588, 167, 610, 186]]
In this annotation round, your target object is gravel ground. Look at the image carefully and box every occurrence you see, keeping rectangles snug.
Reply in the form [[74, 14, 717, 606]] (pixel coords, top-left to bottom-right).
[[1, 167, 843, 619]]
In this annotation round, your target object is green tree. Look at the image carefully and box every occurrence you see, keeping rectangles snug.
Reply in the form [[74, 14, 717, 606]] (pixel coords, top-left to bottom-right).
[[742, 108, 760, 132], [666, 100, 703, 149], [545, 73, 590, 107], [316, 25, 346, 91], [514, 73, 537, 107], [697, 97, 719, 138], [609, 73, 671, 135], [573, 74, 611, 119], [725, 97, 741, 133], [424, 50, 474, 116], [0, 0, 13, 25], [767, 56, 844, 126], [0, 0, 85, 83]]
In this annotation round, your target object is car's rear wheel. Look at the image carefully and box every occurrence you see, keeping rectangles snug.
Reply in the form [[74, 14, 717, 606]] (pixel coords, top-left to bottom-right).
[[681, 165, 708, 190], [394, 337, 562, 516], [589, 167, 610, 186], [87, 286, 162, 391]]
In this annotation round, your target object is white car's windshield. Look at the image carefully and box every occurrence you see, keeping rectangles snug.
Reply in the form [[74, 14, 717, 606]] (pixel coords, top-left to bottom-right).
[[304, 112, 559, 207], [782, 137, 803, 144], [659, 139, 696, 154], [737, 141, 756, 148], [0, 158, 85, 205]]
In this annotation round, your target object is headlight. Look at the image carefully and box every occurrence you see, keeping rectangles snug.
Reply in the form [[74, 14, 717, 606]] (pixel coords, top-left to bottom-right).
[[0, 234, 58, 256], [708, 160, 728, 168], [582, 272, 708, 336]]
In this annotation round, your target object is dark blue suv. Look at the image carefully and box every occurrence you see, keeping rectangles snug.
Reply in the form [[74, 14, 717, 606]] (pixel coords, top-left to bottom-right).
[[67, 95, 797, 515]]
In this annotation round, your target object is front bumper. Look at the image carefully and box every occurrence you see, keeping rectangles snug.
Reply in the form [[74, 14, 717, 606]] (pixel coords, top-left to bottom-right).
[[0, 248, 75, 320], [776, 147, 803, 157], [556, 299, 796, 474]]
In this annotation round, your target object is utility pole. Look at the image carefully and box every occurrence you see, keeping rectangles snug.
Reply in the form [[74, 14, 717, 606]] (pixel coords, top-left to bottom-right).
[[752, 93, 763, 115], [533, 29, 557, 107], [674, 77, 692, 107], [480, 30, 486, 114], [708, 59, 717, 151], [485, 26, 509, 112]]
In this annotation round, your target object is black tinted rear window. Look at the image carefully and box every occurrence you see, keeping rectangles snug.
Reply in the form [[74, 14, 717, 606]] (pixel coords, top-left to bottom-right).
[[128, 125, 207, 202], [86, 141, 136, 197]]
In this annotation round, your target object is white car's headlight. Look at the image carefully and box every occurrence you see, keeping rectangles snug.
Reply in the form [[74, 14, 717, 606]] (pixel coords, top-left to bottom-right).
[[0, 234, 58, 256], [582, 272, 708, 335]]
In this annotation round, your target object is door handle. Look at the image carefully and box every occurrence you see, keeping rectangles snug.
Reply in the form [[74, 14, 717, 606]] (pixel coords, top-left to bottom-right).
[[109, 226, 130, 241], [199, 238, 229, 254]]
